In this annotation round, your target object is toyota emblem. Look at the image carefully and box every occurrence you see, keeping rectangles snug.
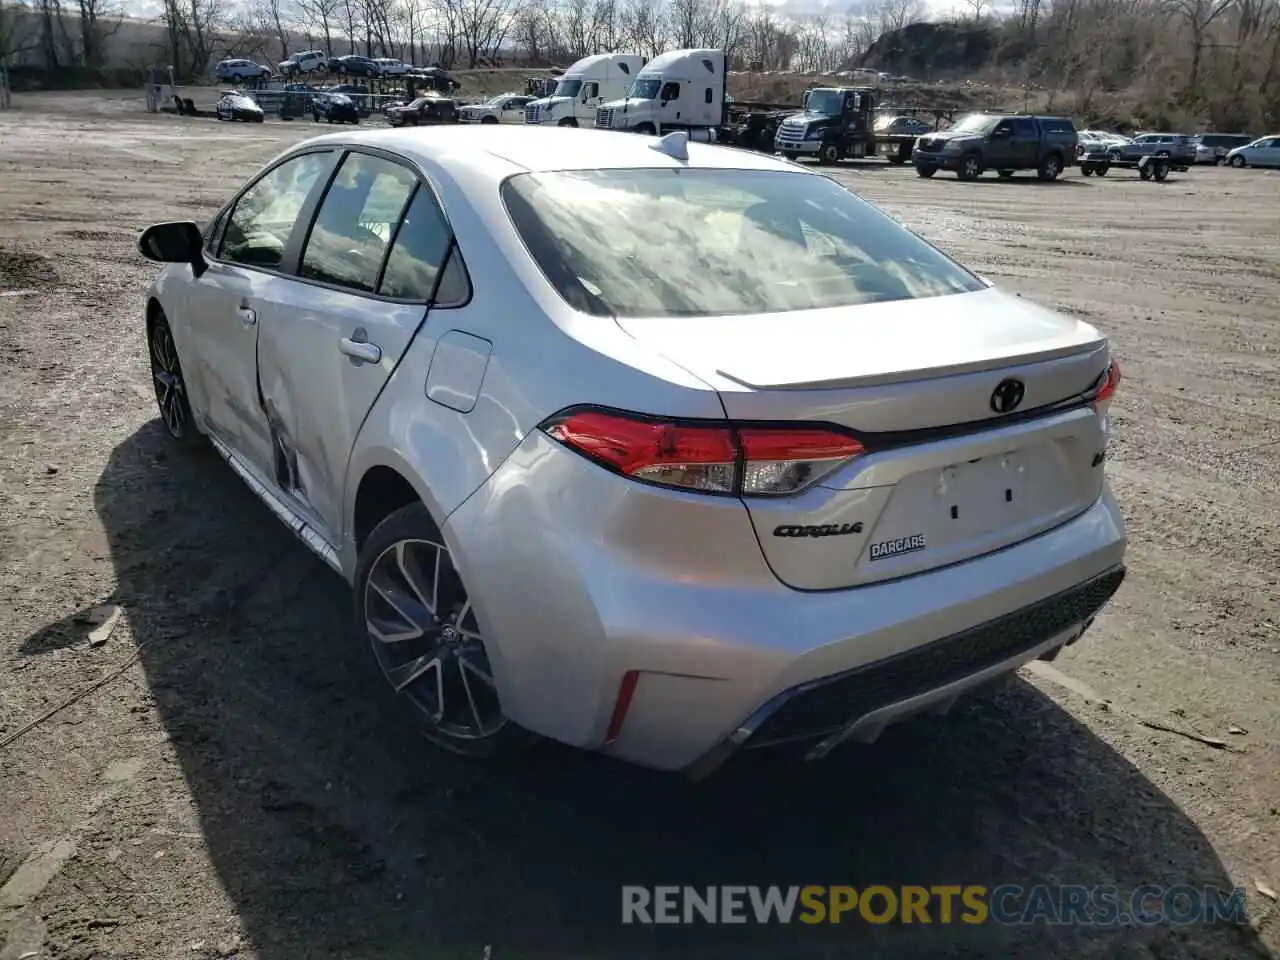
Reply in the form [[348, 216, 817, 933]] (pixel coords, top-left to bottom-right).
[[990, 378, 1026, 414]]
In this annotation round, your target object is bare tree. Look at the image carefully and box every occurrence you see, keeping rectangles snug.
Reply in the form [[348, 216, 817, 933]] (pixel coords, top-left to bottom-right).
[[297, 0, 340, 54]]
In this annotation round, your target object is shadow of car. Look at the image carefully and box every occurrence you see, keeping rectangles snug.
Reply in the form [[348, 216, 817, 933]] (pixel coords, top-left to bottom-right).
[[13, 419, 1270, 957]]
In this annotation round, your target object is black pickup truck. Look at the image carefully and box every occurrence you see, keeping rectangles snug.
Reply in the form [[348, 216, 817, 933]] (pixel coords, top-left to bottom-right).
[[913, 113, 1079, 181]]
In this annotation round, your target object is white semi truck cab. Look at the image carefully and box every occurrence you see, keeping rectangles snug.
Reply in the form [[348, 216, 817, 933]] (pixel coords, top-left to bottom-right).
[[524, 53, 646, 127], [593, 48, 726, 138]]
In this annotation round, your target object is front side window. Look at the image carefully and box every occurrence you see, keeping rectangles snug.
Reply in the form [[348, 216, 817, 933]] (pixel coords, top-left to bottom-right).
[[660, 81, 680, 101], [503, 169, 984, 319], [582, 81, 599, 99], [1010, 118, 1036, 136], [300, 153, 418, 293], [219, 151, 332, 269]]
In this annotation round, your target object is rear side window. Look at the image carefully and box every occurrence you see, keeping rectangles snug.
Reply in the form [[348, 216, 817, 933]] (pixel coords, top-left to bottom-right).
[[378, 186, 458, 301], [502, 168, 984, 319], [220, 151, 332, 269], [1040, 119, 1075, 134], [300, 152, 417, 294]]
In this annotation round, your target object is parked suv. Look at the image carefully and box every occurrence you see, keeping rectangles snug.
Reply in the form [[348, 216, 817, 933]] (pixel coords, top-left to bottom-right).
[[279, 50, 327, 77], [333, 55, 382, 78], [215, 58, 270, 82], [1107, 133, 1197, 169], [1192, 133, 1254, 164], [913, 113, 1078, 181]]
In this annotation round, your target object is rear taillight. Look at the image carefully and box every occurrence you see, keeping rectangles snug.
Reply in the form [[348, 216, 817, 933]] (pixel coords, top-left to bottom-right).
[[1092, 360, 1121, 415], [541, 408, 864, 497]]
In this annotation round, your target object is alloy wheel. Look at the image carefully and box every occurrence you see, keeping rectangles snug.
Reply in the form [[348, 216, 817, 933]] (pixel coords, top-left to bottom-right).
[[149, 321, 188, 439], [364, 538, 506, 741]]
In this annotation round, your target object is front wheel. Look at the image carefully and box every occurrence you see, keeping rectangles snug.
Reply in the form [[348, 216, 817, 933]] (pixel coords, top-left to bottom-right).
[[1081, 166, 1094, 176], [1095, 164, 1109, 176], [355, 504, 530, 759], [147, 310, 201, 449], [915, 166, 936, 178], [634, 122, 656, 135], [479, 115, 498, 125], [818, 142, 841, 165], [1153, 160, 1170, 181], [957, 153, 982, 180], [1230, 155, 1246, 168], [557, 117, 578, 127]]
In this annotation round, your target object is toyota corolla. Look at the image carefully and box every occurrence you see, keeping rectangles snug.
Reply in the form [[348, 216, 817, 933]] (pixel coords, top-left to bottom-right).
[[137, 126, 1126, 775]]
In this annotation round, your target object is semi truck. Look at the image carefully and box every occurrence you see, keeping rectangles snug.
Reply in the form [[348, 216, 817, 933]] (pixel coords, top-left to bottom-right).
[[524, 53, 646, 127], [773, 86, 925, 164], [593, 48, 726, 139]]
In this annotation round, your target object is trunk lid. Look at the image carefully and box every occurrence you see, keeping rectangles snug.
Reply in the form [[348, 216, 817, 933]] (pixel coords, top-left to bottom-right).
[[615, 288, 1113, 590]]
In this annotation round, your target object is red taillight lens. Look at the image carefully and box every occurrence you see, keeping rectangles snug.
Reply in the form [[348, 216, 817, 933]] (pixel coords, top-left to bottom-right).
[[541, 409, 864, 497], [1092, 361, 1121, 412]]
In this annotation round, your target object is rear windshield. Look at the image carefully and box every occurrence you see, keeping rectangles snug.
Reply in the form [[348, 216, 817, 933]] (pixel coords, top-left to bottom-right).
[[501, 168, 984, 318]]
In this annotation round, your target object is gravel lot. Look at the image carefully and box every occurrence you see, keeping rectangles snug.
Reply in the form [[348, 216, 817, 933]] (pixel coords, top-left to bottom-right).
[[1, 93, 1277, 960]]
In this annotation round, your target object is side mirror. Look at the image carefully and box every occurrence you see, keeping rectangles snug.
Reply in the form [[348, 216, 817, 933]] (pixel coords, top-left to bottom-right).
[[139, 221, 207, 278]]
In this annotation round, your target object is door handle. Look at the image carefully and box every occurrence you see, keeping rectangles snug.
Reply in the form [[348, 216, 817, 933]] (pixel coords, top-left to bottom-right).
[[237, 306, 257, 327], [339, 335, 381, 364]]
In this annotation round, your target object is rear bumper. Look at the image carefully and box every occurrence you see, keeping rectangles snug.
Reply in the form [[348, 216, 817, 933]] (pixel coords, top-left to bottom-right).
[[445, 432, 1128, 773], [687, 565, 1123, 777]]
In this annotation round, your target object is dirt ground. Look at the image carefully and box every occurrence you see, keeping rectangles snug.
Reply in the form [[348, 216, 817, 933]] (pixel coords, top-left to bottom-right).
[[1, 92, 1277, 960]]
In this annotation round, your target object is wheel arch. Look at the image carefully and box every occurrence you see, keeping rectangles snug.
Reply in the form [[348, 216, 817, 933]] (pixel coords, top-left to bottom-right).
[[342, 449, 454, 574]]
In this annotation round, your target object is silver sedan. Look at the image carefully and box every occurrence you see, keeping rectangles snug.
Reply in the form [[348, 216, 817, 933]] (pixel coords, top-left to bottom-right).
[[137, 126, 1127, 774]]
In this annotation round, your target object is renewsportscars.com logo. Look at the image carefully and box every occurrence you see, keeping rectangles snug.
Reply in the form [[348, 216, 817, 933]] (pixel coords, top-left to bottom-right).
[[621, 884, 1249, 927]]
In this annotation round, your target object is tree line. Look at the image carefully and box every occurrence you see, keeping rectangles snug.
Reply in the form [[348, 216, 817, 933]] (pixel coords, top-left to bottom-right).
[[2, 0, 1278, 130]]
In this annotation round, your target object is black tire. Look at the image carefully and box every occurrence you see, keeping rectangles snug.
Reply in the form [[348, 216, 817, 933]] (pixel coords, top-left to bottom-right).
[[1095, 164, 1109, 176], [557, 117, 578, 127], [998, 169, 1015, 177], [957, 152, 982, 180], [1037, 153, 1063, 181], [818, 142, 840, 165], [634, 122, 656, 135], [147, 309, 202, 450], [1081, 167, 1094, 176], [312, 112, 319, 122], [1230, 155, 1246, 168], [1154, 160, 1170, 181], [353, 503, 532, 760], [888, 151, 909, 164], [254, 115, 264, 123], [1139, 163, 1154, 180], [915, 166, 936, 178], [480, 115, 498, 125]]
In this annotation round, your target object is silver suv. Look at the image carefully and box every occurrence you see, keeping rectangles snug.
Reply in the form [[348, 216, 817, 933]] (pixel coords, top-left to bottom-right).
[[136, 127, 1127, 775]]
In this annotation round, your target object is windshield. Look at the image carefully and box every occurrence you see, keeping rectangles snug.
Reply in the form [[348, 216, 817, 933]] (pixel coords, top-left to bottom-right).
[[803, 89, 844, 115], [949, 113, 997, 134], [554, 77, 583, 97], [628, 77, 661, 99], [502, 169, 983, 319]]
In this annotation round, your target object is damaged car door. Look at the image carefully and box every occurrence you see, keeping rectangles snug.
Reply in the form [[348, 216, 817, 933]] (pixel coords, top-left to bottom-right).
[[255, 149, 462, 537], [188, 148, 336, 476]]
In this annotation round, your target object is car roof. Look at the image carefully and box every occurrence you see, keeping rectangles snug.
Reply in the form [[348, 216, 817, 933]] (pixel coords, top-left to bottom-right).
[[300, 125, 812, 176]]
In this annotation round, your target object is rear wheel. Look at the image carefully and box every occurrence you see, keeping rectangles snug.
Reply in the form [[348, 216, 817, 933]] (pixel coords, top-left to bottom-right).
[[915, 166, 936, 178], [957, 153, 982, 180], [1095, 164, 1109, 176], [1081, 166, 1094, 176], [1037, 153, 1063, 181], [1153, 159, 1170, 181], [557, 117, 578, 127], [355, 504, 530, 760], [1139, 163, 1154, 180]]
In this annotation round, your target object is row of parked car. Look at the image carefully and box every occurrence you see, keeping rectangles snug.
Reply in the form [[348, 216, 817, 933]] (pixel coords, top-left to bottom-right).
[[1076, 129, 1280, 168], [215, 54, 462, 85]]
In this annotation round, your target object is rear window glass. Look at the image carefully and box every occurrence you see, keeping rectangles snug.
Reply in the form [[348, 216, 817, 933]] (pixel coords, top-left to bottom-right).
[[501, 169, 984, 319]]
